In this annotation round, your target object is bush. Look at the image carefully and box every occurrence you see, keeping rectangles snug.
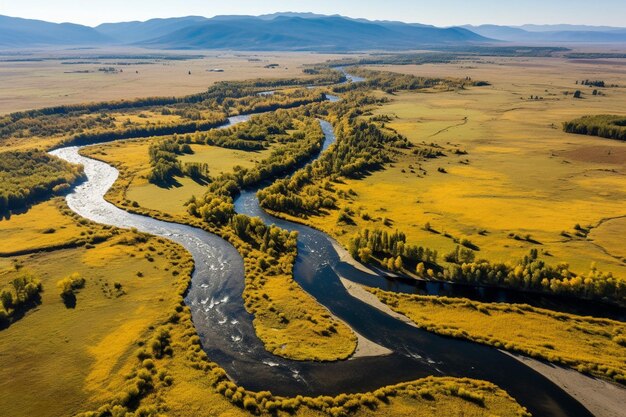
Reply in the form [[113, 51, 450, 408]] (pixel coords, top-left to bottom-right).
[[57, 273, 86, 307]]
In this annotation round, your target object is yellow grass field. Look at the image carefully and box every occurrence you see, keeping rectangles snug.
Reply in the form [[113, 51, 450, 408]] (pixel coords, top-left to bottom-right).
[[0, 49, 347, 115], [6, 52, 625, 417], [0, 188, 525, 417], [0, 199, 87, 254], [83, 138, 210, 215], [0, 201, 193, 416], [302, 57, 626, 280]]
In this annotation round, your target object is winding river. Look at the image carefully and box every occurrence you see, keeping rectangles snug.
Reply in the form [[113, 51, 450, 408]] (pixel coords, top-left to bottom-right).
[[50, 87, 596, 417]]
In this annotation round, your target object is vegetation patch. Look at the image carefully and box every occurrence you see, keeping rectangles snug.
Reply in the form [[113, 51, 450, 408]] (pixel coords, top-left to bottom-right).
[[0, 150, 85, 214], [369, 287, 626, 384], [57, 272, 86, 308], [563, 115, 626, 141], [0, 272, 43, 328]]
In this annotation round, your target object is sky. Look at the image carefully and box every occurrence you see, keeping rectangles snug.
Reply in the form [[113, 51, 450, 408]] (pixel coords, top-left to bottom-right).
[[1, 0, 625, 27]]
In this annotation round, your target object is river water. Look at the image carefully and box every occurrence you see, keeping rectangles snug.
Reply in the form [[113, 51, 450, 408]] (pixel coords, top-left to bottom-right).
[[50, 89, 596, 417]]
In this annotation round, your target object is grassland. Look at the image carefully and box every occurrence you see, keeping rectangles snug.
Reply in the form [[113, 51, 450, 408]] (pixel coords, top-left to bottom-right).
[[5, 52, 624, 416], [0, 199, 195, 416], [83, 138, 208, 215], [291, 57, 626, 283], [0, 199, 89, 254], [368, 287, 626, 383], [0, 49, 348, 115]]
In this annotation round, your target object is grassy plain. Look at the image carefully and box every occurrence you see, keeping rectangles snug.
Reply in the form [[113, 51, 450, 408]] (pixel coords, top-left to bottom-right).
[[0, 49, 347, 115], [0, 200, 193, 416], [0, 199, 87, 254], [299, 57, 626, 280], [369, 287, 626, 383]]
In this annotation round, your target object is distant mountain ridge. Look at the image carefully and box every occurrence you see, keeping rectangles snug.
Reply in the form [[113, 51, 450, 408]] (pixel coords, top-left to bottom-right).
[[0, 13, 487, 50], [0, 15, 111, 47], [135, 15, 488, 50], [0, 13, 625, 50], [95, 16, 208, 43], [463, 24, 626, 43]]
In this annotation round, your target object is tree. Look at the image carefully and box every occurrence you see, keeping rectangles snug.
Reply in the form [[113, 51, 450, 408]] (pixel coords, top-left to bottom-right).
[[0, 290, 13, 311], [358, 247, 372, 263], [394, 256, 403, 270], [573, 90, 582, 99]]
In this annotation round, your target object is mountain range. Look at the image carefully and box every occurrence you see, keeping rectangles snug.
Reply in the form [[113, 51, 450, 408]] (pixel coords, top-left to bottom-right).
[[0, 13, 625, 50], [463, 24, 626, 43]]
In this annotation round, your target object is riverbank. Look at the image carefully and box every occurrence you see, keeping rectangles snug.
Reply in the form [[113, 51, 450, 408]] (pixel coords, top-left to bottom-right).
[[505, 353, 626, 417], [338, 276, 626, 417]]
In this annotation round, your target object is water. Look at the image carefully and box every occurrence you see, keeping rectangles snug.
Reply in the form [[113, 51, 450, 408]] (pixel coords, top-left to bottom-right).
[[50, 101, 595, 417]]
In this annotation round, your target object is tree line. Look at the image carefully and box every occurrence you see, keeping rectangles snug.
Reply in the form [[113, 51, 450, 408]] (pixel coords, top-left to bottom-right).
[[333, 68, 484, 94], [443, 249, 626, 305], [563, 115, 626, 141], [348, 228, 439, 270], [1, 72, 336, 151], [57, 115, 228, 149], [0, 150, 85, 213], [4, 69, 343, 122]]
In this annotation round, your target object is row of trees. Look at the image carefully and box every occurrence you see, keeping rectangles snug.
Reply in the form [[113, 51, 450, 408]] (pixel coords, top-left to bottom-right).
[[51, 90, 327, 150], [1, 71, 337, 151], [576, 80, 606, 87], [348, 228, 439, 268], [563, 115, 626, 141], [0, 112, 116, 141], [0, 150, 85, 213], [58, 115, 228, 148], [192, 109, 295, 150], [3, 69, 343, 124], [333, 68, 475, 94], [443, 249, 626, 305]]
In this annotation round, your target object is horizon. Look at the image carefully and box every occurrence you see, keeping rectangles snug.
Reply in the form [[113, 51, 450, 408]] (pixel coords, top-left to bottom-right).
[[1, 0, 625, 28]]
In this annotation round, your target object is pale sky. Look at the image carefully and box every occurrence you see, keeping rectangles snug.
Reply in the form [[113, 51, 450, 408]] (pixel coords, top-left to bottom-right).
[[1, 0, 625, 27]]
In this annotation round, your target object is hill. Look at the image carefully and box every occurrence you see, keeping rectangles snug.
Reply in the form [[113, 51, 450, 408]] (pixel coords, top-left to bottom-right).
[[95, 16, 208, 43], [0, 15, 110, 47]]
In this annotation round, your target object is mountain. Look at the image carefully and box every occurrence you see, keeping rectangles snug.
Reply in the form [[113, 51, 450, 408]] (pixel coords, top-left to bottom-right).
[[464, 24, 626, 43], [95, 16, 208, 43], [138, 15, 488, 51], [517, 24, 626, 33], [0, 15, 111, 47]]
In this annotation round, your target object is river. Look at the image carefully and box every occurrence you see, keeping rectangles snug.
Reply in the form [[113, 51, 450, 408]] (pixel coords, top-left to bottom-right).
[[50, 84, 595, 417]]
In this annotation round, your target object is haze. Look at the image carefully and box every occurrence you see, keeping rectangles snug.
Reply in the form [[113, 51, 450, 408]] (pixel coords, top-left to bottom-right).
[[1, 0, 625, 27]]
